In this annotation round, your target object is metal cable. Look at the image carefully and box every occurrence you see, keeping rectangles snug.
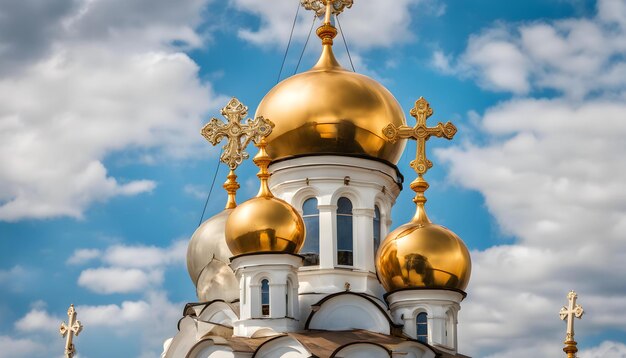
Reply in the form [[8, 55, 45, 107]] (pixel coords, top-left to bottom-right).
[[295, 14, 318, 75], [336, 14, 356, 72], [277, 1, 301, 83], [198, 154, 222, 227]]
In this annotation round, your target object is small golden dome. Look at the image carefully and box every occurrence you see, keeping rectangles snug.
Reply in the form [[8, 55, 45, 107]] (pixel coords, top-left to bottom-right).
[[255, 44, 407, 164], [225, 139, 305, 256], [376, 203, 471, 292], [187, 209, 234, 287]]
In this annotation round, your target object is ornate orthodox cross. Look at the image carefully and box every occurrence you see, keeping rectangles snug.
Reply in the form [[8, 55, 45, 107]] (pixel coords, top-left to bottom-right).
[[59, 304, 83, 358], [301, 0, 353, 18], [560, 291, 584, 357], [201, 98, 274, 209], [201, 98, 273, 170], [383, 97, 457, 178]]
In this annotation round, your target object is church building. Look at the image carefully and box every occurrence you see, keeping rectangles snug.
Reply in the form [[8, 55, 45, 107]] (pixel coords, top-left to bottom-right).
[[161, 1, 472, 357]]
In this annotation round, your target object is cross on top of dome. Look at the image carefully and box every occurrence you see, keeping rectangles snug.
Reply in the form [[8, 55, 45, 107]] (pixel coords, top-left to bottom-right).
[[201, 97, 274, 209], [301, 0, 353, 18]]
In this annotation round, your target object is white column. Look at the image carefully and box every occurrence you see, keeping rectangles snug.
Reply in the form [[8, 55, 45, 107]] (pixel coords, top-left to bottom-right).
[[317, 204, 336, 269], [353, 208, 375, 272]]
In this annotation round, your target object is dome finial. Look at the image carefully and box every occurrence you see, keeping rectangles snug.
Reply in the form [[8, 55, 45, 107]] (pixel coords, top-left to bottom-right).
[[382, 97, 457, 220], [301, 0, 353, 46], [376, 97, 470, 293], [201, 97, 274, 209]]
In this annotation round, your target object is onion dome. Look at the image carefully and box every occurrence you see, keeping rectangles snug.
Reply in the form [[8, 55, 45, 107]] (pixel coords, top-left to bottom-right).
[[375, 98, 471, 292], [225, 138, 305, 255], [254, 14, 407, 164], [375, 178, 471, 291], [186, 171, 240, 301]]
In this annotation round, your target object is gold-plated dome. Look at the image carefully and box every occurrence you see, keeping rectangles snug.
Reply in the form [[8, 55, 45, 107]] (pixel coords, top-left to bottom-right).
[[376, 203, 471, 292], [255, 38, 407, 164], [225, 139, 305, 256]]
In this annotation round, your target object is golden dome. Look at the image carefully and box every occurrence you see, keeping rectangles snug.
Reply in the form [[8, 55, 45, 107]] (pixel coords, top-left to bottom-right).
[[187, 209, 234, 287], [225, 140, 305, 256], [255, 42, 407, 164], [376, 180, 471, 292]]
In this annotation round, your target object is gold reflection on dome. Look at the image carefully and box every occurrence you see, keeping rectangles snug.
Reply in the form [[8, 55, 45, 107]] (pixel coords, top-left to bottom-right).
[[375, 202, 472, 292], [254, 20, 407, 164], [376, 98, 471, 292], [225, 138, 305, 256]]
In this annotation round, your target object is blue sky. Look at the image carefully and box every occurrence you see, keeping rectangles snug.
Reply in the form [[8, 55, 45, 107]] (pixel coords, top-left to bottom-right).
[[1, 0, 625, 357]]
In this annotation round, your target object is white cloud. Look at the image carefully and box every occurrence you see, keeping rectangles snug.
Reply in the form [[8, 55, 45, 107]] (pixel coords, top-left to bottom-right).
[[432, 1, 626, 356], [15, 309, 61, 333], [71, 240, 186, 294], [0, 336, 46, 358], [67, 248, 101, 265], [580, 341, 626, 358], [0, 0, 226, 221], [76, 291, 181, 357], [441, 98, 626, 357], [78, 267, 163, 294], [0, 266, 27, 283], [103, 240, 187, 268], [434, 0, 626, 98], [8, 291, 182, 358], [232, 0, 444, 50]]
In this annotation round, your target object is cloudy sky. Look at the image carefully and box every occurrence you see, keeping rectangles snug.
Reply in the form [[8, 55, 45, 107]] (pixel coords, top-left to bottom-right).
[[1, 0, 625, 357]]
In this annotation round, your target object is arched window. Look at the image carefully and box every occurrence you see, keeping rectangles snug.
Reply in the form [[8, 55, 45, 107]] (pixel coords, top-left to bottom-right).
[[261, 279, 270, 316], [446, 310, 454, 347], [373, 205, 381, 256], [301, 198, 320, 266], [285, 279, 292, 317], [416, 312, 428, 343], [337, 197, 353, 266]]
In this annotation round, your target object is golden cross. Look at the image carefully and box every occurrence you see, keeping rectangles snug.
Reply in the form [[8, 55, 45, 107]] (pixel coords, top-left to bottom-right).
[[301, 0, 353, 18], [383, 97, 457, 178], [201, 98, 273, 170], [59, 304, 83, 358], [560, 290, 584, 357], [201, 98, 273, 209]]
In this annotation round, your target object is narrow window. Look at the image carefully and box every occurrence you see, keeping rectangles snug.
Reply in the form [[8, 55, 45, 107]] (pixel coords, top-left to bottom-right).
[[285, 279, 292, 317], [416, 312, 428, 343], [373, 205, 381, 256], [301, 198, 320, 266], [261, 279, 270, 316], [337, 197, 353, 266]]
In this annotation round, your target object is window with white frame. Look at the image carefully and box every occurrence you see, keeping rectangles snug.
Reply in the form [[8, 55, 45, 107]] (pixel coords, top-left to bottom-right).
[[416, 312, 428, 343], [261, 279, 270, 316], [301, 198, 320, 266]]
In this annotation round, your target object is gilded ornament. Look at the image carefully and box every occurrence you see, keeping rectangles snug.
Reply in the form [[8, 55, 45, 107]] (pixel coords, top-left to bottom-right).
[[201, 97, 273, 171], [301, 0, 353, 17], [255, 1, 406, 164], [59, 304, 83, 358], [560, 291, 584, 358]]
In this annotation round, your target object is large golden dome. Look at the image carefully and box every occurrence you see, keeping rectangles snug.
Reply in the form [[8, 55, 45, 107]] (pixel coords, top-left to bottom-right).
[[225, 140, 305, 256], [255, 43, 407, 164], [376, 204, 471, 292]]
